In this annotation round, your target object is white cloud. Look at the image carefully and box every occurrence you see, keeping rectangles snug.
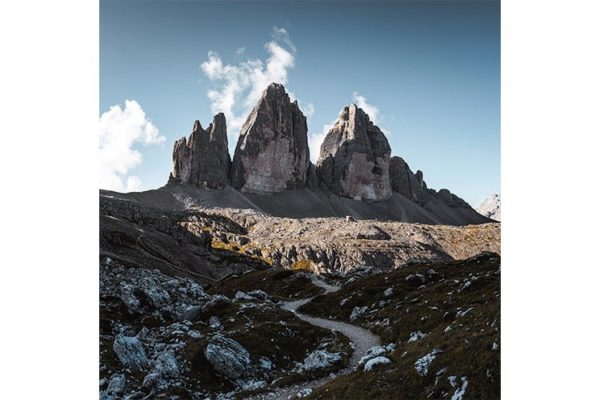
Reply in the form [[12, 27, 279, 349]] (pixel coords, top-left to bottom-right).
[[308, 119, 336, 163], [299, 101, 315, 120], [352, 92, 381, 124], [352, 91, 390, 136], [99, 100, 165, 192], [200, 27, 302, 148]]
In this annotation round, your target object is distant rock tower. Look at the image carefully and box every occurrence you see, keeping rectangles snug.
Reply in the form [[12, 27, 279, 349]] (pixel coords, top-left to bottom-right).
[[168, 113, 231, 188], [316, 104, 392, 201], [230, 83, 310, 193]]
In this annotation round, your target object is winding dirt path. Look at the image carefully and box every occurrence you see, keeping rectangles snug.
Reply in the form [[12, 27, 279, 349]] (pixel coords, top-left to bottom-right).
[[246, 276, 380, 399]]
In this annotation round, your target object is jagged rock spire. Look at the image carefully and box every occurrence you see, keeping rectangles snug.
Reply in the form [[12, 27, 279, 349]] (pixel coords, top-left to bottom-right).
[[230, 83, 310, 193], [316, 104, 392, 201], [169, 113, 230, 189]]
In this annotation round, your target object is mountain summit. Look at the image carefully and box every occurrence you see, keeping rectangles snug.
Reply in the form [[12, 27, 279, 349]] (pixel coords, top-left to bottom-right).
[[477, 193, 501, 221], [168, 113, 230, 188], [317, 104, 392, 201], [230, 83, 310, 193], [158, 83, 490, 225]]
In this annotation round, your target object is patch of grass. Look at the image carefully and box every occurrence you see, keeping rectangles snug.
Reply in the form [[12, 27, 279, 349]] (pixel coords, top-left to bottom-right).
[[211, 238, 273, 266], [290, 259, 314, 271]]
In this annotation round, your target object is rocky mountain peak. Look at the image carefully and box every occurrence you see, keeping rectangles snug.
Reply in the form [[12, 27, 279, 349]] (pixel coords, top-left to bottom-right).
[[168, 113, 230, 188], [193, 120, 202, 132], [230, 82, 310, 194], [477, 194, 501, 221], [316, 104, 392, 201]]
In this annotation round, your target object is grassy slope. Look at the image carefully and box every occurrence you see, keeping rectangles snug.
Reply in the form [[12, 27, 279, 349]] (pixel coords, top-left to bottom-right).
[[208, 268, 325, 300], [299, 253, 500, 400]]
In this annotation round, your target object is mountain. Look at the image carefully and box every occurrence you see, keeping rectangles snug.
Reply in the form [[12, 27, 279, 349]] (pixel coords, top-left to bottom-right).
[[230, 83, 310, 193], [168, 113, 230, 189], [159, 83, 489, 226], [99, 83, 500, 400], [316, 104, 392, 201], [477, 194, 501, 221]]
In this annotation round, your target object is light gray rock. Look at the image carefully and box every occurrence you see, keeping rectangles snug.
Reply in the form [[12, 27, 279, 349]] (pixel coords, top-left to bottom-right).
[[363, 356, 392, 371], [302, 350, 341, 370], [359, 343, 396, 366], [230, 83, 310, 194], [154, 350, 180, 378], [350, 305, 368, 322], [204, 334, 251, 380], [112, 335, 149, 370], [209, 316, 223, 330], [316, 104, 391, 201], [169, 113, 231, 189], [106, 373, 127, 395], [180, 305, 202, 322]]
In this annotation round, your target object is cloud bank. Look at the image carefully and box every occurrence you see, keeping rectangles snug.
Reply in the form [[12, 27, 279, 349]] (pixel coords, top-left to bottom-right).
[[201, 27, 310, 149], [200, 28, 386, 163], [99, 100, 165, 192]]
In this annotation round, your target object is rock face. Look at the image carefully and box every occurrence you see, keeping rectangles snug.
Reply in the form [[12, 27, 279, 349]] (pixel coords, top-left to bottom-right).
[[230, 83, 310, 194], [477, 194, 501, 221], [169, 113, 230, 189], [388, 156, 429, 205], [388, 156, 471, 209], [316, 104, 391, 201]]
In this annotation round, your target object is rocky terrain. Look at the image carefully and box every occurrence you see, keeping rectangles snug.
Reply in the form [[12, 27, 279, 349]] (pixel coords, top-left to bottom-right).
[[101, 193, 499, 279], [100, 190, 500, 398], [100, 82, 500, 399], [298, 252, 500, 400], [100, 262, 353, 400], [100, 243, 500, 399], [477, 194, 501, 221]]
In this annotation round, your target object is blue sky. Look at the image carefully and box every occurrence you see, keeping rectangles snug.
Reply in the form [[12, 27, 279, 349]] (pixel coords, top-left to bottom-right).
[[100, 0, 499, 207]]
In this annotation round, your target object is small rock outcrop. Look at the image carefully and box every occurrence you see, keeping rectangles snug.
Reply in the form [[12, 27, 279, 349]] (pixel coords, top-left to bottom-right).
[[388, 156, 429, 205], [389, 156, 472, 209], [169, 113, 230, 189], [230, 83, 310, 193], [316, 104, 391, 201]]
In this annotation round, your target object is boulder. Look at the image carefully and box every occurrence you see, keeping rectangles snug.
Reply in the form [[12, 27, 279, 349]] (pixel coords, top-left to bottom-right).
[[364, 356, 392, 371], [316, 104, 391, 200], [302, 350, 341, 371], [112, 335, 149, 370], [169, 113, 231, 188], [106, 373, 127, 395], [204, 334, 251, 380], [230, 83, 310, 193]]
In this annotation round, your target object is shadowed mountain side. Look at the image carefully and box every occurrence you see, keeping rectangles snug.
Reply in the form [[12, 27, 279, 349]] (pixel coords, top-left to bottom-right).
[[99, 196, 270, 283], [101, 185, 490, 226]]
